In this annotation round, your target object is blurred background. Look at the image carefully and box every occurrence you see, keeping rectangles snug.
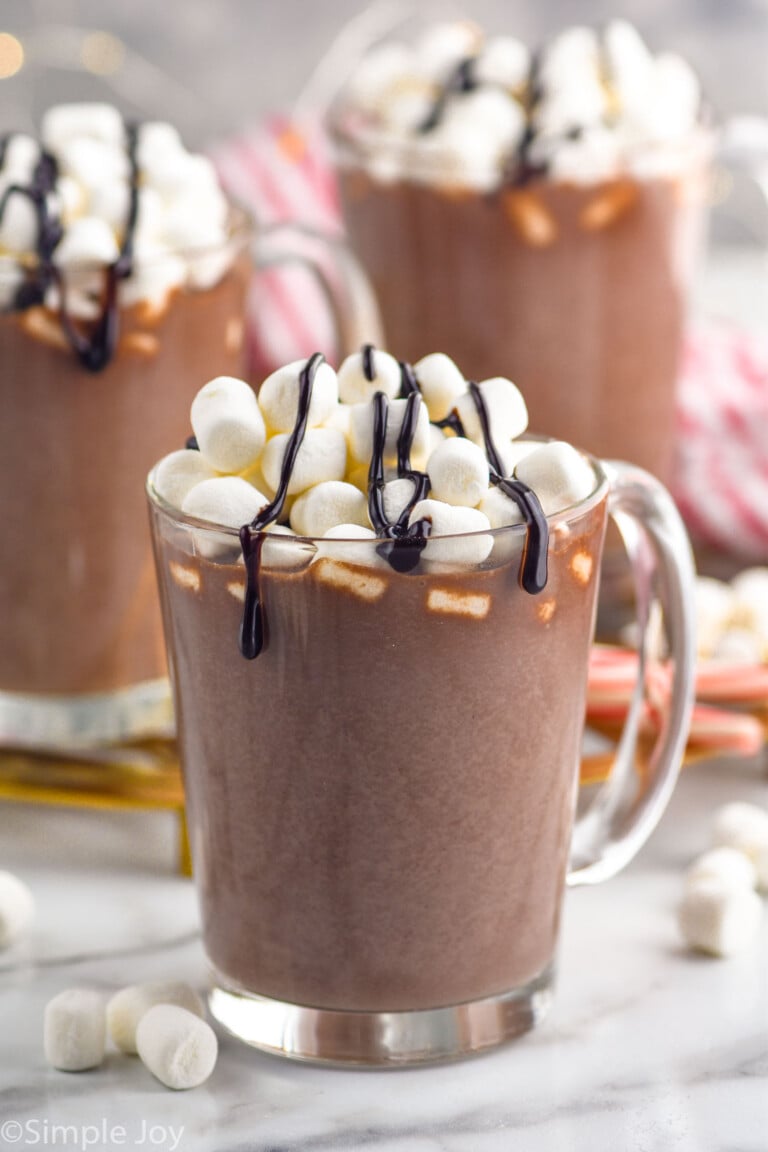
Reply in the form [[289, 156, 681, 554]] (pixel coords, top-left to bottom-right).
[[1, 0, 767, 144]]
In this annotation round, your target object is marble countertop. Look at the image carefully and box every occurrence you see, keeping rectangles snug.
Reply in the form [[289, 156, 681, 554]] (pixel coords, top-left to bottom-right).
[[0, 752, 767, 1152]]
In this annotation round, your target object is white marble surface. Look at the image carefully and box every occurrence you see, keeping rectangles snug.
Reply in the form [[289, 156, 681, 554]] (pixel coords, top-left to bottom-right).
[[0, 753, 767, 1152]]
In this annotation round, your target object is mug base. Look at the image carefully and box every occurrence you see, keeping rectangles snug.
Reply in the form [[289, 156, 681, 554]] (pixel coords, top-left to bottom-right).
[[0, 679, 174, 751], [208, 963, 554, 1067]]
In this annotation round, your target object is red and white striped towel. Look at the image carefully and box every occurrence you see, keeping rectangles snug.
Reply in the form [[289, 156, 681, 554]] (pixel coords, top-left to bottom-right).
[[212, 117, 768, 561]]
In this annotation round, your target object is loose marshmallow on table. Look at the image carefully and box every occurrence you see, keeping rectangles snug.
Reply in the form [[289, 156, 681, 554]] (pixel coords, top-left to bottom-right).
[[290, 480, 370, 538], [181, 476, 270, 530], [414, 353, 466, 422], [349, 397, 431, 469], [514, 441, 596, 515], [262, 427, 347, 496], [259, 359, 339, 432], [44, 989, 106, 1071], [409, 499, 493, 567], [190, 377, 266, 473], [678, 880, 763, 957], [712, 802, 768, 854], [337, 348, 401, 405], [0, 870, 35, 948], [454, 378, 529, 448], [135, 1004, 217, 1090], [107, 981, 204, 1055], [685, 848, 757, 892], [427, 437, 489, 508]]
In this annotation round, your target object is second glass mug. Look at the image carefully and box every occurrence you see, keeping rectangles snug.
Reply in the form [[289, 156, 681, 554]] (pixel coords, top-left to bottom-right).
[[0, 209, 381, 750], [148, 446, 696, 1066]]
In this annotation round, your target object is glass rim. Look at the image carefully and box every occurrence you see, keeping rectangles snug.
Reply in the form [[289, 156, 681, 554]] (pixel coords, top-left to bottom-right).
[[146, 439, 610, 547], [0, 199, 256, 278]]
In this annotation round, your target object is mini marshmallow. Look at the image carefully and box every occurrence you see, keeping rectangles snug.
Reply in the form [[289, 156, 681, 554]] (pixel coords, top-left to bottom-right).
[[538, 26, 601, 88], [0, 261, 23, 310], [603, 20, 655, 118], [731, 568, 768, 639], [415, 21, 482, 83], [409, 499, 493, 567], [343, 43, 417, 114], [695, 576, 737, 658], [261, 427, 347, 496], [414, 352, 466, 421], [349, 397, 430, 469], [382, 476, 418, 524], [454, 377, 529, 447], [41, 103, 124, 150], [58, 136, 129, 190], [685, 848, 757, 892], [2, 134, 41, 181], [381, 88, 436, 134], [712, 802, 768, 864], [314, 523, 386, 574], [534, 81, 607, 138], [54, 175, 86, 221], [337, 348, 401, 405], [107, 981, 204, 1055], [427, 437, 489, 507], [136, 121, 184, 167], [514, 441, 596, 515], [0, 871, 35, 948], [290, 480, 370, 538], [162, 201, 227, 255], [182, 476, 269, 530], [442, 88, 526, 154], [474, 36, 530, 91], [136, 1004, 217, 1091], [261, 524, 316, 570], [678, 880, 762, 957], [478, 485, 525, 529], [259, 358, 339, 433], [412, 118, 506, 192], [652, 54, 701, 139], [54, 216, 119, 266], [44, 989, 106, 1071], [190, 377, 266, 473], [496, 438, 539, 478], [547, 128, 623, 186], [0, 182, 38, 253], [119, 243, 187, 311], [153, 450, 218, 509], [711, 628, 764, 665]]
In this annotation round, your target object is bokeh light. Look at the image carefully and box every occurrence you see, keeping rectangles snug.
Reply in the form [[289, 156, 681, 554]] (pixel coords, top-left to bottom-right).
[[0, 33, 24, 79], [81, 31, 124, 75]]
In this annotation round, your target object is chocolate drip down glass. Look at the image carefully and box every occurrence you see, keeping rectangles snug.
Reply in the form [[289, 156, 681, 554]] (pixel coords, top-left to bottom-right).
[[148, 448, 696, 1065]]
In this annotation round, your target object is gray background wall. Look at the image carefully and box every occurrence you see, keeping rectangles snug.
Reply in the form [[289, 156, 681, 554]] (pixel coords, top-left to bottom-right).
[[1, 0, 767, 146]]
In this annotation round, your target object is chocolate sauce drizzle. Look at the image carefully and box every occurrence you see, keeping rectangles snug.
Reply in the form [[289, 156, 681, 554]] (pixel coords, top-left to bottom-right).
[[419, 55, 478, 134], [235, 346, 549, 660], [0, 120, 141, 372], [239, 352, 325, 659]]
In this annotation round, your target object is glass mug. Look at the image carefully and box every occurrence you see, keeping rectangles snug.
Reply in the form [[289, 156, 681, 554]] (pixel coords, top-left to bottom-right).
[[329, 108, 712, 489], [148, 449, 695, 1066], [0, 210, 380, 750]]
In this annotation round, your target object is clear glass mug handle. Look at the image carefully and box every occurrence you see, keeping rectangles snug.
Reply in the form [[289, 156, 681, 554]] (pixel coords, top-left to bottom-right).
[[569, 461, 698, 885], [253, 222, 384, 358]]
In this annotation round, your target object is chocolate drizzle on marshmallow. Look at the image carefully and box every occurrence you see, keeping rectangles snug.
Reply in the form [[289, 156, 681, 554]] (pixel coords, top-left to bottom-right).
[[239, 352, 326, 659], [0, 119, 142, 372], [234, 346, 550, 659]]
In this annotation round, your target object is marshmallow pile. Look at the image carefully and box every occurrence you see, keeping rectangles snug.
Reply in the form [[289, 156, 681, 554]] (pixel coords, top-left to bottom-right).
[[44, 979, 217, 1089], [678, 802, 768, 956], [695, 569, 768, 665], [0, 103, 232, 316], [153, 348, 597, 573], [337, 20, 704, 190]]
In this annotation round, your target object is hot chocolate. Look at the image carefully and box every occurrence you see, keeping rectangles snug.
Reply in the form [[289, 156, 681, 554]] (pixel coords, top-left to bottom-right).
[[331, 21, 711, 483], [0, 104, 250, 743]]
